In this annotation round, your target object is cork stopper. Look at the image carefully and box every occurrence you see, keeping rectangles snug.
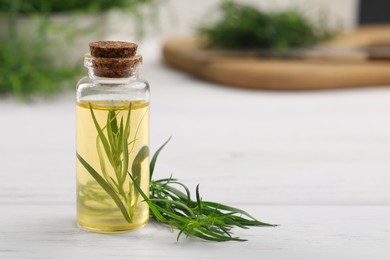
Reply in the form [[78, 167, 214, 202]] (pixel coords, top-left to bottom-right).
[[88, 41, 141, 78], [89, 41, 138, 58]]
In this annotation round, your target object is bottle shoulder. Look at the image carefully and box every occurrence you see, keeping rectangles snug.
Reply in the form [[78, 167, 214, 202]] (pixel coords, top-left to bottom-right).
[[76, 76, 92, 89], [76, 76, 149, 102]]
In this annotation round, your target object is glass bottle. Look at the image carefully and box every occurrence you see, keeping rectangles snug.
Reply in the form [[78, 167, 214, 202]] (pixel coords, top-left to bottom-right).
[[76, 41, 150, 233]]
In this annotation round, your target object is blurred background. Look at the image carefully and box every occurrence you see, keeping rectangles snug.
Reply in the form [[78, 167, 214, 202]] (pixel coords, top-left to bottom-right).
[[2, 0, 390, 98]]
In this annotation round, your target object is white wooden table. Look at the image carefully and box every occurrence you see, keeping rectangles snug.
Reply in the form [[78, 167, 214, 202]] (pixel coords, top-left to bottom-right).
[[1, 41, 389, 259]]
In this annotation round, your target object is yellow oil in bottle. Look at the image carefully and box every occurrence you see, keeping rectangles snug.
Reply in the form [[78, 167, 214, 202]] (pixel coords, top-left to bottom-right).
[[76, 100, 149, 233]]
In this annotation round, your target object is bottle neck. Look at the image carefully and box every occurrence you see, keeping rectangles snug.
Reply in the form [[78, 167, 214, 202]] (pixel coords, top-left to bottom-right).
[[87, 67, 140, 84], [84, 54, 142, 84]]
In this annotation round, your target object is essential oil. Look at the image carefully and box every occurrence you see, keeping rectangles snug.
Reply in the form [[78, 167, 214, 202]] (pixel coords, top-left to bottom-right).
[[76, 100, 149, 233]]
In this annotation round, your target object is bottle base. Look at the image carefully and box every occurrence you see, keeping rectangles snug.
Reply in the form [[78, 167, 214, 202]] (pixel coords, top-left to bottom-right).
[[77, 219, 148, 234]]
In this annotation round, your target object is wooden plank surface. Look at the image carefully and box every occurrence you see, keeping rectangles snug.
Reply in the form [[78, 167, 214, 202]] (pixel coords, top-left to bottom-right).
[[163, 26, 390, 90], [0, 42, 389, 259], [1, 205, 389, 259]]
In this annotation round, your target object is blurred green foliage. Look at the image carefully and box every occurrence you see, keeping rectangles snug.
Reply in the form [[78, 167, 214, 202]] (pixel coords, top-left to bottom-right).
[[0, 0, 157, 13], [0, 24, 80, 98], [0, 0, 159, 100], [198, 1, 335, 50]]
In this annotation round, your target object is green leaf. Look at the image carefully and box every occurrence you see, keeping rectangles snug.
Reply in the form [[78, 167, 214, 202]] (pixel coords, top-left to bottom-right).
[[109, 111, 119, 135], [106, 111, 117, 156], [117, 118, 124, 151], [131, 145, 149, 204], [150, 136, 172, 180], [153, 177, 178, 183], [196, 185, 202, 215], [121, 128, 129, 186], [128, 172, 167, 222], [96, 136, 111, 187], [77, 152, 132, 223], [124, 103, 132, 141], [149, 198, 195, 217], [164, 184, 191, 203], [132, 145, 150, 182], [89, 103, 113, 167], [196, 227, 246, 242], [201, 201, 261, 222], [110, 177, 120, 191], [153, 205, 192, 223]]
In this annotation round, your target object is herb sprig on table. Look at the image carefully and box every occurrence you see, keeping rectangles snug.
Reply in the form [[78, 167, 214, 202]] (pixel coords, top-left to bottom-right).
[[198, 1, 334, 50], [131, 137, 276, 242]]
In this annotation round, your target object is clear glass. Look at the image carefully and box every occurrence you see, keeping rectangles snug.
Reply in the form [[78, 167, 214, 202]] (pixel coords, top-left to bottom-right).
[[76, 55, 150, 233]]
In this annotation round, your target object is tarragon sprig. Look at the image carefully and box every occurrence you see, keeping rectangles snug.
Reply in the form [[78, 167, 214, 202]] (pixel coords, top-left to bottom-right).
[[129, 137, 276, 242]]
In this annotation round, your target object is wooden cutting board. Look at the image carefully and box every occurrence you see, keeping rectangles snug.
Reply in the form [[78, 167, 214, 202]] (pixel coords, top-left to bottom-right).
[[162, 25, 390, 90]]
